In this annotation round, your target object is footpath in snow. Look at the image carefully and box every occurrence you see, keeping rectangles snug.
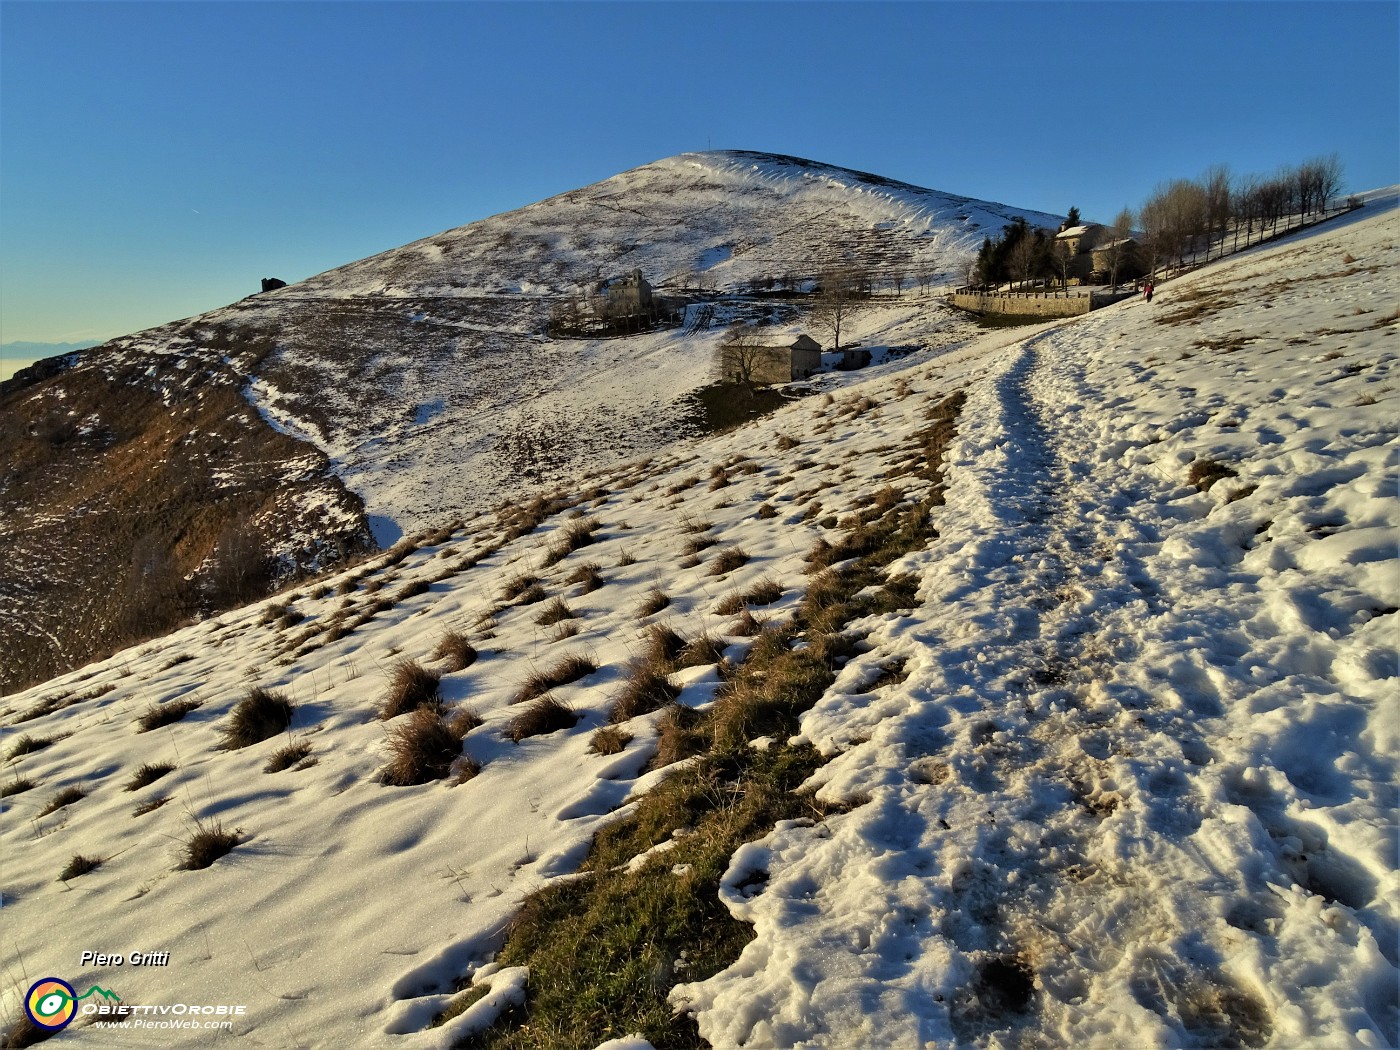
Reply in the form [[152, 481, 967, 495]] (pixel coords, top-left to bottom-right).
[[673, 206, 1399, 1048]]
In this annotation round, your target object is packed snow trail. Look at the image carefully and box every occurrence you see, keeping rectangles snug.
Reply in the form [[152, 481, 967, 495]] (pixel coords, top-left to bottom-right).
[[673, 214, 1399, 1048]]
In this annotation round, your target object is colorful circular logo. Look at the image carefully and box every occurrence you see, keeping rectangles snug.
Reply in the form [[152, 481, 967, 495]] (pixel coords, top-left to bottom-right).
[[25, 978, 77, 1032]]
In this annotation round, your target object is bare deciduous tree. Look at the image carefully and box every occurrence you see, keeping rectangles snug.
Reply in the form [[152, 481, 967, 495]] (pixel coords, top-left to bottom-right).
[[718, 321, 769, 389], [810, 264, 865, 351], [1103, 207, 1135, 290], [1051, 241, 1074, 289]]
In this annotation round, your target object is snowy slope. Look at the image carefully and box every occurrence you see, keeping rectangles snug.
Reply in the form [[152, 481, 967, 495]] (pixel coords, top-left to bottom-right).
[[292, 151, 1062, 298], [210, 150, 1063, 542], [2, 150, 1055, 692], [2, 200, 1395, 1049]]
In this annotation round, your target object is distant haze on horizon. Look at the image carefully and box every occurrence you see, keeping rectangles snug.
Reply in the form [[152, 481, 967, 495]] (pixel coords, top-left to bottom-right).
[[2, 1, 1396, 344]]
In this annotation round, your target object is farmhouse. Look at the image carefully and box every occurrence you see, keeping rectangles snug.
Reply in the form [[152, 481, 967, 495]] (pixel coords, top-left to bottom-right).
[[721, 333, 822, 385], [1054, 224, 1144, 284]]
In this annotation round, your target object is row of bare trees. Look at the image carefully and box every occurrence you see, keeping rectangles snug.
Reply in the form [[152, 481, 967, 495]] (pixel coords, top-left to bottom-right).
[[1132, 154, 1345, 275]]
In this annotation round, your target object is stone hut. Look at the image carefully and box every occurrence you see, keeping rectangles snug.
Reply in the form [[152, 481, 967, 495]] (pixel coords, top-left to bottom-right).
[[1090, 237, 1145, 283], [722, 334, 822, 385]]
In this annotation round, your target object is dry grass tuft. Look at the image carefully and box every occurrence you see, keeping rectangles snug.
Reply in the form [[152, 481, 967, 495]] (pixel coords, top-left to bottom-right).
[[535, 597, 577, 627], [263, 741, 313, 773], [447, 706, 484, 736], [683, 534, 718, 556], [651, 705, 704, 768], [589, 726, 632, 755], [508, 695, 580, 742], [220, 687, 294, 749], [502, 572, 541, 601], [7, 734, 59, 760], [637, 588, 671, 618], [1, 777, 36, 798], [543, 517, 601, 566], [708, 547, 750, 576], [742, 576, 784, 606], [1188, 458, 1240, 492], [677, 633, 727, 669], [137, 697, 203, 732], [379, 708, 463, 786], [431, 630, 479, 671], [132, 795, 171, 816], [178, 818, 239, 870], [379, 659, 443, 720], [38, 785, 85, 817], [565, 562, 605, 593], [609, 665, 681, 723], [125, 762, 176, 791], [514, 652, 598, 704], [59, 854, 103, 881]]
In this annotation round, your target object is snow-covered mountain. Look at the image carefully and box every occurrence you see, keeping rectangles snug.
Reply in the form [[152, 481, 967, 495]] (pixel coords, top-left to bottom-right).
[[1, 151, 1058, 693], [3, 197, 1395, 1048], [237, 150, 1063, 540]]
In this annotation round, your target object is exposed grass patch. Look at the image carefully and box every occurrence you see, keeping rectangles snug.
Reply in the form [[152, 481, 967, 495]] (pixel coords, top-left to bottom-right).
[[1, 777, 36, 798], [685, 382, 805, 435], [59, 854, 102, 881], [1188, 458, 1240, 492], [514, 652, 598, 704], [379, 659, 443, 719], [502, 573, 541, 601], [637, 588, 671, 618], [125, 762, 176, 791], [682, 534, 717, 555], [729, 609, 768, 637], [535, 597, 577, 627], [590, 726, 632, 755], [608, 664, 681, 724], [38, 785, 85, 817], [432, 630, 479, 671], [379, 708, 463, 786], [551, 621, 582, 642], [754, 502, 779, 519], [178, 818, 239, 870], [395, 579, 432, 602], [713, 591, 745, 616], [447, 706, 485, 737], [708, 547, 750, 576], [565, 562, 605, 594], [543, 518, 601, 567], [7, 734, 59, 759], [136, 697, 202, 732], [263, 741, 313, 773], [463, 392, 964, 1049], [741, 576, 783, 606], [431, 985, 491, 1029], [132, 795, 171, 816], [219, 687, 294, 749], [508, 696, 580, 743], [677, 633, 727, 670]]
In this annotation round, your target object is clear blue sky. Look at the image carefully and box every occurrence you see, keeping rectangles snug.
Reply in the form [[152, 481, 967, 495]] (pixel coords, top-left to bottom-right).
[[2, 0, 1397, 345]]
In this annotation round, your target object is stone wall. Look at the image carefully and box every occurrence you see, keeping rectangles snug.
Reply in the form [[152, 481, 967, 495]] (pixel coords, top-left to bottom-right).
[[949, 292, 1093, 318], [949, 289, 1137, 319]]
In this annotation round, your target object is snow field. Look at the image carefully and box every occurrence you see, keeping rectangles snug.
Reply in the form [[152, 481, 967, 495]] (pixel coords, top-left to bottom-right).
[[3, 198, 1395, 1050], [2, 348, 971, 1046], [671, 203, 1398, 1048]]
